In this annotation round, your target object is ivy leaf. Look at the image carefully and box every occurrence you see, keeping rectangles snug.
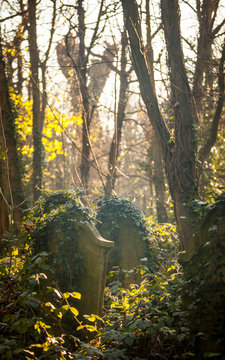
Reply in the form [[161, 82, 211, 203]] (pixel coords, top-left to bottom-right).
[[70, 291, 81, 300], [45, 302, 56, 311], [70, 306, 79, 316], [83, 314, 96, 322], [77, 324, 97, 332], [62, 292, 70, 299]]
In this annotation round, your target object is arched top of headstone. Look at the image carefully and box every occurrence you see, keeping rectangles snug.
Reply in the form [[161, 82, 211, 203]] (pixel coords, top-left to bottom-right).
[[96, 196, 150, 286], [96, 196, 149, 243]]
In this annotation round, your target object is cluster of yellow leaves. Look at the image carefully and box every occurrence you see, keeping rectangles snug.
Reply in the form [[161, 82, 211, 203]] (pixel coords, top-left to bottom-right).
[[11, 91, 33, 173], [42, 108, 82, 161], [3, 47, 17, 56], [10, 91, 83, 163]]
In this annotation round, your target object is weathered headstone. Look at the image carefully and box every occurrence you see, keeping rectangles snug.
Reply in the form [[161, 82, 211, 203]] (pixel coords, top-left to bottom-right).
[[30, 191, 114, 322], [48, 219, 114, 317], [96, 197, 149, 287], [180, 195, 225, 358]]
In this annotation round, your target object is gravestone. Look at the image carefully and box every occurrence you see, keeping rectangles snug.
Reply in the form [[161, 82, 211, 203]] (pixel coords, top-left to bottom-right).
[[180, 195, 225, 358], [96, 197, 149, 287], [30, 191, 114, 321]]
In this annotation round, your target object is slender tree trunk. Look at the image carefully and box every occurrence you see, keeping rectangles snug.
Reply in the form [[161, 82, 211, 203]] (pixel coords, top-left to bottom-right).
[[193, 0, 219, 113], [62, 0, 106, 190], [105, 31, 129, 196], [147, 146, 154, 216], [80, 107, 91, 189], [193, 0, 225, 168], [0, 39, 26, 225], [152, 137, 168, 222], [75, 0, 91, 189], [199, 39, 225, 163], [146, 0, 168, 223], [16, 36, 23, 94], [28, 0, 42, 201]]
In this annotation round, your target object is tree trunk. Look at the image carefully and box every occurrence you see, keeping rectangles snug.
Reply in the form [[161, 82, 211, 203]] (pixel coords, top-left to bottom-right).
[[16, 36, 23, 94], [146, 0, 168, 223], [105, 31, 128, 196], [0, 39, 26, 225], [161, 0, 198, 247], [193, 0, 219, 113], [75, 0, 91, 189], [121, 0, 198, 250], [152, 137, 168, 223], [193, 0, 225, 169], [28, 0, 42, 201]]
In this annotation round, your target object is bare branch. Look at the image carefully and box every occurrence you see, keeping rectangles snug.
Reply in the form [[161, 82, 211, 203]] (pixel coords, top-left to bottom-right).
[[151, 23, 162, 40], [0, 9, 27, 23], [181, 0, 196, 13], [210, 0, 220, 30], [212, 18, 225, 38], [86, 0, 104, 60], [41, 0, 57, 67]]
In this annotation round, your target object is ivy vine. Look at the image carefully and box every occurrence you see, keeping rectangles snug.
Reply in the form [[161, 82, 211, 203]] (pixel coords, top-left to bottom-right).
[[24, 189, 92, 292]]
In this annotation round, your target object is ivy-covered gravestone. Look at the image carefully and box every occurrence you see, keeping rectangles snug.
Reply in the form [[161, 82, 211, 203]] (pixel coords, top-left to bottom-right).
[[180, 195, 225, 358], [96, 197, 149, 287], [27, 191, 114, 321]]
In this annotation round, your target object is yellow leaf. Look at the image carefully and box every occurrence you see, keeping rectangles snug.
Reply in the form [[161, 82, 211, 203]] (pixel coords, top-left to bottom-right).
[[70, 291, 81, 300], [70, 307, 79, 316], [83, 315, 96, 322], [77, 324, 97, 332], [12, 248, 18, 256], [62, 292, 70, 299]]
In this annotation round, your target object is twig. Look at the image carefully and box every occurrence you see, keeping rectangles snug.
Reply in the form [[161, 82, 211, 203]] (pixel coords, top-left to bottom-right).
[[0, 106, 14, 274]]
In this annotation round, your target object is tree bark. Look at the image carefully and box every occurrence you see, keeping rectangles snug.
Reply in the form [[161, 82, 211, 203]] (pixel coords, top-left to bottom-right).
[[161, 0, 198, 242], [193, 0, 220, 113], [0, 38, 26, 225], [28, 0, 42, 201], [105, 31, 129, 196], [146, 0, 168, 223], [192, 0, 225, 170], [199, 38, 225, 163], [152, 137, 168, 223], [76, 0, 91, 189], [121, 0, 198, 249]]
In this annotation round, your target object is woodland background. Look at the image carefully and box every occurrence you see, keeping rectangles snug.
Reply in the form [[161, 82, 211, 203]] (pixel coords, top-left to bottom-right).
[[0, 0, 224, 230], [0, 1, 225, 358]]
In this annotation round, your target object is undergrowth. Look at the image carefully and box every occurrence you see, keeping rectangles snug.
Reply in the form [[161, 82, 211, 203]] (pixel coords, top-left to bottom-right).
[[0, 193, 194, 359]]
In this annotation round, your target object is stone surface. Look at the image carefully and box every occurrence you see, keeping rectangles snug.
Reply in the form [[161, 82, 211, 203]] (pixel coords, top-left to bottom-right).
[[180, 196, 225, 358], [96, 199, 148, 287], [67, 220, 114, 317]]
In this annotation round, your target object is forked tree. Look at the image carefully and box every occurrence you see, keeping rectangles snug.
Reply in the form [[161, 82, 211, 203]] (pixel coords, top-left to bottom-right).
[[121, 0, 225, 250]]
